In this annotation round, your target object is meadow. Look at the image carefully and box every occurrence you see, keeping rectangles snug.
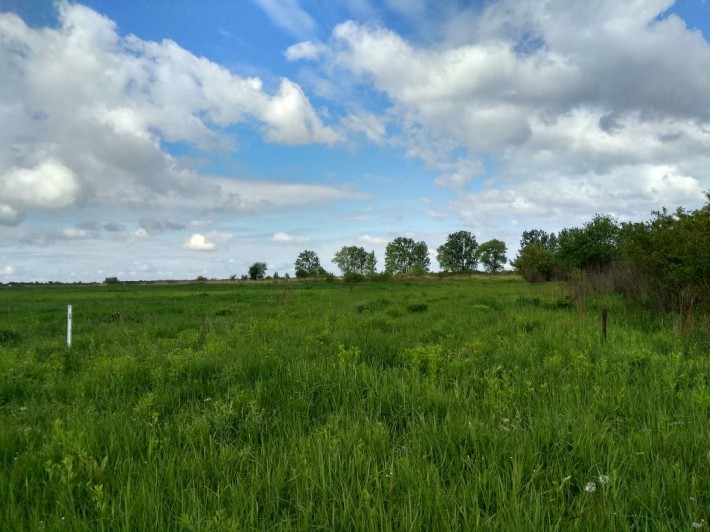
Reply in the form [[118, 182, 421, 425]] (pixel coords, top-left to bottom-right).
[[0, 277, 708, 530]]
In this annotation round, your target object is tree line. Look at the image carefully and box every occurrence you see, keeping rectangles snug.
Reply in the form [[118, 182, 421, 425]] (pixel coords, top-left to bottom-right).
[[297, 233, 507, 278], [511, 193, 710, 324], [242, 233, 508, 281]]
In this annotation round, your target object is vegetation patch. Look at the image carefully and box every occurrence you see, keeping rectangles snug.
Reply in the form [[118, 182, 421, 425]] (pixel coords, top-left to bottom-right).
[[354, 298, 391, 313], [0, 329, 20, 344], [0, 279, 708, 530]]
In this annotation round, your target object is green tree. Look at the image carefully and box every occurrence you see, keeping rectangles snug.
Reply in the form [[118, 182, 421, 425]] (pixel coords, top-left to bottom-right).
[[519, 229, 558, 251], [248, 262, 267, 280], [436, 230, 478, 272], [294, 250, 324, 278], [511, 229, 561, 282], [511, 243, 559, 282], [385, 237, 430, 275], [558, 214, 620, 270], [333, 246, 377, 276], [478, 239, 508, 273]]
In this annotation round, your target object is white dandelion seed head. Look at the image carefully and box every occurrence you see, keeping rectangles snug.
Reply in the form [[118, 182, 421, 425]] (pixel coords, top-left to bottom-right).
[[585, 481, 597, 493], [599, 474, 610, 484], [692, 521, 704, 529]]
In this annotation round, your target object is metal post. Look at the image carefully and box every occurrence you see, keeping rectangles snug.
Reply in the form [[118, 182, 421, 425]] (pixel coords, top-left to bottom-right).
[[67, 305, 72, 349], [602, 308, 608, 342]]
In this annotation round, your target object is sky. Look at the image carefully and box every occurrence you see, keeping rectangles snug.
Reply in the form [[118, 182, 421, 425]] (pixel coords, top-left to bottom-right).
[[1, 0, 710, 282]]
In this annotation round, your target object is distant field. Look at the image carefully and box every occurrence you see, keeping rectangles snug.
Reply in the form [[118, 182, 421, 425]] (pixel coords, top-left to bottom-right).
[[1, 278, 708, 530]]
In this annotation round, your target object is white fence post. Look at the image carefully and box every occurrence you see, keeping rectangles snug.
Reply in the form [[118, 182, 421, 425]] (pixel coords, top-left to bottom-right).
[[67, 305, 72, 349]]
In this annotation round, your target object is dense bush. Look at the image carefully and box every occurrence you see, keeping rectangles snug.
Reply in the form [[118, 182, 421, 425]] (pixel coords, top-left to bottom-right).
[[620, 195, 710, 323], [515, 195, 710, 328]]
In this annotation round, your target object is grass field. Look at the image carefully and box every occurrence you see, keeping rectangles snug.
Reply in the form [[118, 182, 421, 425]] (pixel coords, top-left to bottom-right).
[[1, 277, 708, 530]]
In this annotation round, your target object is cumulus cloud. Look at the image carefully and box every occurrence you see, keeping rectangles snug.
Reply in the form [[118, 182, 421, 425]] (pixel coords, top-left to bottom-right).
[[283, 0, 710, 224], [0, 161, 80, 210], [0, 2, 340, 223], [184, 234, 212, 251], [261, 79, 341, 144]]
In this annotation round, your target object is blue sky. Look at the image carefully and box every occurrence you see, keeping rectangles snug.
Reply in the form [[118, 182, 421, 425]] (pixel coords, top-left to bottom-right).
[[1, 0, 710, 281]]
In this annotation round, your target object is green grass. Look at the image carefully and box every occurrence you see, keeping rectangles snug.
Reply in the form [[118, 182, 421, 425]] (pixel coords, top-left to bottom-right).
[[0, 278, 708, 530]]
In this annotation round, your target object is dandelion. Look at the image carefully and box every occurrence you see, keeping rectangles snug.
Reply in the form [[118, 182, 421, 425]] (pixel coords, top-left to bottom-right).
[[585, 481, 597, 493], [692, 520, 704, 529], [599, 474, 610, 485]]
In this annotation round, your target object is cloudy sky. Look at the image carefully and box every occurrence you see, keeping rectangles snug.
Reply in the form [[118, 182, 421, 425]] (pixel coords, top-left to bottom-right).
[[1, 0, 709, 282]]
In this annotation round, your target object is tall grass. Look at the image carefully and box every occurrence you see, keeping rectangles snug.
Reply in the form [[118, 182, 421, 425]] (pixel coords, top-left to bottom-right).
[[0, 278, 708, 530]]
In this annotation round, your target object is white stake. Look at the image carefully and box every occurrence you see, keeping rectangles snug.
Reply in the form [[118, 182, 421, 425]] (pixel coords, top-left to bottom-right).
[[67, 305, 72, 349]]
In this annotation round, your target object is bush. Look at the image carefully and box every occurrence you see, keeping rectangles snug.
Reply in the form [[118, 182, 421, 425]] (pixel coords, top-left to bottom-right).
[[620, 196, 710, 327], [511, 244, 560, 282]]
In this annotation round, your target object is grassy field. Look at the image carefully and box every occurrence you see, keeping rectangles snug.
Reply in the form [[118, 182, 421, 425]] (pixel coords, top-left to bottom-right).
[[0, 277, 708, 530]]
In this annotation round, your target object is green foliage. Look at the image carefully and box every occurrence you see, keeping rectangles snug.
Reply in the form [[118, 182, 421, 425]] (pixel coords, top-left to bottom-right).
[[103, 276, 120, 285], [436, 230, 478, 272], [519, 229, 559, 250], [294, 250, 324, 278], [478, 239, 508, 273], [558, 214, 620, 271], [511, 243, 562, 282], [620, 196, 710, 317], [333, 246, 377, 276], [405, 302, 428, 313], [384, 237, 430, 275], [248, 262, 267, 280]]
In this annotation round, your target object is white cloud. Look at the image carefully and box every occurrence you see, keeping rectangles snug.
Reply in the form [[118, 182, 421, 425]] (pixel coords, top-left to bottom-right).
[[285, 40, 327, 61], [301, 1, 710, 223], [261, 79, 341, 144], [273, 232, 308, 243], [183, 233, 216, 251], [0, 2, 341, 223], [0, 161, 80, 210]]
